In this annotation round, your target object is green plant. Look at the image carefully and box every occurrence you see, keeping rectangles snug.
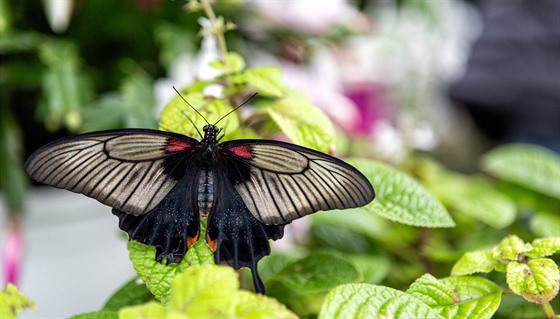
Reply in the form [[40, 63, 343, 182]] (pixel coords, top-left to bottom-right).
[[3, 1, 559, 318]]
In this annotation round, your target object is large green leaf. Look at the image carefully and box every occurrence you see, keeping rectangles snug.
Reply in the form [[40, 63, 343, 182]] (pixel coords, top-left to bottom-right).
[[102, 277, 154, 312], [349, 159, 455, 227], [407, 274, 502, 319], [127, 237, 214, 303], [266, 91, 335, 152], [319, 283, 442, 319], [119, 265, 296, 318], [482, 143, 560, 199], [270, 252, 360, 293]]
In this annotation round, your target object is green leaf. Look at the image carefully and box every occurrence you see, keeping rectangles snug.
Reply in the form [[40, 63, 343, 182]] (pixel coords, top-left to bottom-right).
[[70, 311, 118, 319], [349, 159, 455, 227], [38, 41, 91, 132], [0, 110, 27, 211], [127, 238, 214, 303], [348, 254, 391, 284], [231, 66, 284, 97], [452, 250, 495, 275], [170, 265, 238, 316], [312, 208, 392, 242], [493, 235, 532, 261], [481, 143, 560, 199], [407, 274, 502, 319], [0, 284, 36, 319], [223, 290, 297, 318], [122, 264, 297, 318], [432, 174, 516, 229], [526, 237, 560, 258], [415, 157, 515, 228], [159, 92, 239, 140], [506, 258, 560, 304], [119, 302, 165, 319], [266, 91, 335, 152], [120, 71, 157, 129], [209, 52, 245, 74], [530, 212, 560, 238], [102, 277, 154, 312], [272, 252, 360, 293], [319, 283, 443, 319]]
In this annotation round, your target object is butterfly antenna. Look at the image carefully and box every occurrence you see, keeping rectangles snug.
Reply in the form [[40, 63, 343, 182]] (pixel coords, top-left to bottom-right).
[[173, 86, 207, 138], [214, 92, 258, 126], [173, 86, 210, 126]]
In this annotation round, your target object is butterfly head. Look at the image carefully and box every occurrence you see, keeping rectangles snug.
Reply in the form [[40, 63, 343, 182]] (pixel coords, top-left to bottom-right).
[[202, 124, 220, 143]]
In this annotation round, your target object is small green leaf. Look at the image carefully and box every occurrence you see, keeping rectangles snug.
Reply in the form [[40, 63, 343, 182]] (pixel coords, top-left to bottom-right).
[[209, 52, 245, 74], [481, 143, 560, 199], [232, 66, 284, 97], [119, 302, 165, 319], [493, 235, 532, 261], [266, 91, 335, 152], [452, 250, 495, 275], [506, 258, 560, 304], [0, 284, 36, 319], [407, 274, 502, 319], [159, 92, 239, 140], [120, 71, 157, 128], [170, 265, 238, 316], [271, 252, 360, 293], [70, 311, 118, 319], [319, 283, 442, 319], [349, 159, 455, 227], [530, 212, 560, 238], [127, 238, 214, 303], [526, 237, 560, 258], [217, 290, 297, 318], [102, 277, 154, 312]]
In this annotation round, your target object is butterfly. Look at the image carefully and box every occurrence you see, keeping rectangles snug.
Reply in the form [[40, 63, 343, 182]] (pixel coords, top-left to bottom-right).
[[24, 97, 375, 294]]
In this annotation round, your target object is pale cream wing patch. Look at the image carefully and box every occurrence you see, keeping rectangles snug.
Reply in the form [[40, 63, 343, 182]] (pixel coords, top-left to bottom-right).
[[25, 130, 195, 216], [227, 141, 375, 225]]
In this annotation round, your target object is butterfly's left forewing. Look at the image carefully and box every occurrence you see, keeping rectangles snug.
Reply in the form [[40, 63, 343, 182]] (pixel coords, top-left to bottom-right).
[[25, 129, 197, 216], [222, 140, 375, 225]]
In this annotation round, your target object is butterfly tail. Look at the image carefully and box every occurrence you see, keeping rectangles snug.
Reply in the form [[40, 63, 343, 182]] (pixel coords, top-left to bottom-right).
[[206, 174, 285, 294]]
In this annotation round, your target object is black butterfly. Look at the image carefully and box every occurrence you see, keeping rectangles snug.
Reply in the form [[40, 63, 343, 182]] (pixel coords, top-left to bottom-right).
[[24, 107, 375, 294]]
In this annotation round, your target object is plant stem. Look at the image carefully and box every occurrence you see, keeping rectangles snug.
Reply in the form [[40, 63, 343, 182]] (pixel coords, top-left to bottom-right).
[[200, 0, 229, 66], [542, 301, 556, 318]]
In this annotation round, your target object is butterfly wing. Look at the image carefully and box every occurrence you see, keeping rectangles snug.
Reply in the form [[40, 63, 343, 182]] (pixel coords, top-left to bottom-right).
[[206, 167, 284, 294], [221, 140, 375, 225], [114, 174, 201, 264], [24, 129, 198, 216]]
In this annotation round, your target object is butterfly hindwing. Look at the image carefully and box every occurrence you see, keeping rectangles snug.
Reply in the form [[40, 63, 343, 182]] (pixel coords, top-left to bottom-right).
[[221, 140, 375, 225], [113, 175, 201, 264], [24, 129, 198, 216], [206, 168, 285, 294]]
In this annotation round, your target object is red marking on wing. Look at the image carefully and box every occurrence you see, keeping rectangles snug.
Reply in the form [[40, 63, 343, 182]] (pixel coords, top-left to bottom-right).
[[228, 145, 253, 159], [166, 139, 191, 152]]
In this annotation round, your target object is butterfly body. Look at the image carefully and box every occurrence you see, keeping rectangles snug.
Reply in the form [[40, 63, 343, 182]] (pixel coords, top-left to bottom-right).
[[25, 124, 374, 294]]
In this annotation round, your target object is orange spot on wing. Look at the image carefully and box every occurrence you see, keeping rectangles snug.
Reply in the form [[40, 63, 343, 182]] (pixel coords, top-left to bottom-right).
[[187, 231, 199, 248], [206, 234, 217, 252]]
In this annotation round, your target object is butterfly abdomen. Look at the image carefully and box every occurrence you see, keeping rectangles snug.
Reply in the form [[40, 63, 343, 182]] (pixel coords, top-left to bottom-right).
[[197, 169, 215, 216]]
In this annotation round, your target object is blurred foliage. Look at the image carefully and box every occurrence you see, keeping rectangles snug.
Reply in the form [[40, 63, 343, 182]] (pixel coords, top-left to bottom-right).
[[1, 1, 559, 318]]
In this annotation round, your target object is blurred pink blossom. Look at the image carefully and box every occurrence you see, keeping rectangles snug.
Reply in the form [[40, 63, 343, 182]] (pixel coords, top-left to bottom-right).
[[2, 217, 23, 285], [253, 0, 360, 35]]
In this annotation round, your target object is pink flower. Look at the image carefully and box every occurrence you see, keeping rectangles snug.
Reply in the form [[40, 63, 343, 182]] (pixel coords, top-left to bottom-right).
[[2, 217, 23, 285], [253, 0, 360, 35]]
